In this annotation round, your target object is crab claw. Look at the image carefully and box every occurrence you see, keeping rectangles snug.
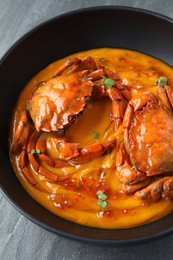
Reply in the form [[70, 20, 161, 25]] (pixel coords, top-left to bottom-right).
[[53, 137, 116, 164], [116, 142, 146, 184], [116, 160, 146, 184], [69, 139, 116, 165], [56, 142, 80, 160]]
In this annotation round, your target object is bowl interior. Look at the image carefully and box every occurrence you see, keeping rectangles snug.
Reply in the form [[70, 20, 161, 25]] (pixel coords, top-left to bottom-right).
[[1, 6, 173, 245]]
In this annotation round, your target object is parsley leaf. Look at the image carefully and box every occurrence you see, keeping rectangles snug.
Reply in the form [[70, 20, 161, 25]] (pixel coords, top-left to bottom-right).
[[96, 190, 108, 208], [96, 190, 107, 200], [102, 75, 115, 88], [29, 149, 41, 154], [97, 200, 108, 208], [155, 76, 167, 87], [90, 130, 100, 139]]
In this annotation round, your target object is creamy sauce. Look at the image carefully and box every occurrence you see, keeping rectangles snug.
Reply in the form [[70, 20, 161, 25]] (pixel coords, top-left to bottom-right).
[[10, 48, 173, 229]]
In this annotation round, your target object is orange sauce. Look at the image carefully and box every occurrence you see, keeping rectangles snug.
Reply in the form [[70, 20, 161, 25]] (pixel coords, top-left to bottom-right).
[[10, 48, 173, 229]]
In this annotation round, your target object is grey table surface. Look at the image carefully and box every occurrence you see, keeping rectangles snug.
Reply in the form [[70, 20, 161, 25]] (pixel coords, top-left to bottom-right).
[[1, 0, 173, 259]]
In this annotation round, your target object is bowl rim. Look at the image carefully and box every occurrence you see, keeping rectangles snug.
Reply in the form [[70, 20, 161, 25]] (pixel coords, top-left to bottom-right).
[[1, 5, 173, 246], [1, 5, 173, 64]]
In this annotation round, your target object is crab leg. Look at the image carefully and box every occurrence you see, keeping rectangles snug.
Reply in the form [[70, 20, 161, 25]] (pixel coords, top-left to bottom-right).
[[21, 165, 38, 185], [156, 85, 172, 110], [38, 166, 58, 182], [162, 176, 173, 200], [69, 56, 98, 73], [88, 68, 105, 82], [122, 104, 134, 129], [112, 100, 126, 129], [121, 177, 152, 194], [104, 67, 132, 101], [135, 176, 173, 201], [27, 131, 40, 172], [12, 119, 38, 185], [116, 142, 125, 167], [18, 122, 33, 165], [53, 57, 81, 76], [12, 110, 28, 153], [54, 56, 99, 77], [18, 148, 50, 191], [25, 130, 71, 181], [106, 88, 126, 129], [116, 82, 132, 101], [18, 147, 37, 186], [164, 85, 173, 109]]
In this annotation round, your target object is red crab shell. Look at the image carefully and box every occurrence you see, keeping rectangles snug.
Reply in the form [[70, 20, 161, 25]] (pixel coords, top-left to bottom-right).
[[129, 101, 173, 175], [28, 71, 95, 132]]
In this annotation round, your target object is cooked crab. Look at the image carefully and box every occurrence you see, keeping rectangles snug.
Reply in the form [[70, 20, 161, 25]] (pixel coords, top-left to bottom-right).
[[28, 56, 131, 132], [116, 89, 173, 202], [11, 56, 131, 186]]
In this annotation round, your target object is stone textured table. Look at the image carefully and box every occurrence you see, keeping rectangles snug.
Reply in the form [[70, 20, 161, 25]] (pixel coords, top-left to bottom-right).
[[1, 1, 173, 259]]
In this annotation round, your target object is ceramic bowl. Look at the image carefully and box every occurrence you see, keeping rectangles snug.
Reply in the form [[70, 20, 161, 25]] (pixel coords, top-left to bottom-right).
[[1, 6, 173, 246]]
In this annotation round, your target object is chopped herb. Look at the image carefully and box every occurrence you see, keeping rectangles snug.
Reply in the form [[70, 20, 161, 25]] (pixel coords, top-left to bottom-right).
[[97, 200, 108, 208], [102, 75, 115, 88], [155, 76, 167, 86], [96, 190, 104, 196], [29, 149, 41, 154], [96, 190, 108, 208], [90, 130, 100, 139], [99, 193, 107, 201], [30, 149, 36, 154]]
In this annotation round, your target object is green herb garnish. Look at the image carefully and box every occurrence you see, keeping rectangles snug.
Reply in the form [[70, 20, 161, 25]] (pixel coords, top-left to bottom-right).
[[30, 149, 41, 154], [96, 190, 108, 208], [102, 75, 115, 88], [90, 130, 100, 139], [96, 190, 107, 200], [155, 76, 167, 87], [97, 200, 108, 208]]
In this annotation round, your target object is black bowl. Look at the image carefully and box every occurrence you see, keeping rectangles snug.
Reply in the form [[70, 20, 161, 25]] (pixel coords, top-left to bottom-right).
[[1, 6, 173, 246]]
